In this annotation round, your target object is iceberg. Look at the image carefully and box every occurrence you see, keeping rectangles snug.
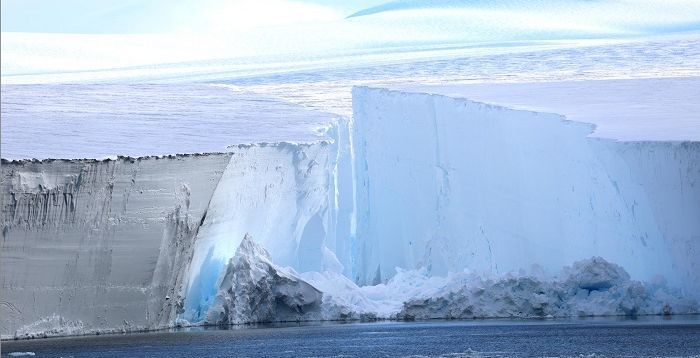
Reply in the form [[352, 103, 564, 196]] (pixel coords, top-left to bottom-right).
[[203, 234, 323, 325]]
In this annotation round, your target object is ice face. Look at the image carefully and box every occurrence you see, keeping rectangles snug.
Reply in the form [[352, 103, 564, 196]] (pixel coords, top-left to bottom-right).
[[181, 142, 339, 323], [0, 154, 232, 338], [350, 84, 700, 296]]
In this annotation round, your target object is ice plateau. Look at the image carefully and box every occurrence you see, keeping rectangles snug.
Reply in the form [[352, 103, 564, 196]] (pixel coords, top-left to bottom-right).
[[1, 78, 699, 339]]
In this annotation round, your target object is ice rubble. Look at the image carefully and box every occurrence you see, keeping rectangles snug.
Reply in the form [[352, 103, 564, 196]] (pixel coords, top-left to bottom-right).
[[398, 257, 697, 320], [300, 257, 698, 322], [203, 234, 323, 325]]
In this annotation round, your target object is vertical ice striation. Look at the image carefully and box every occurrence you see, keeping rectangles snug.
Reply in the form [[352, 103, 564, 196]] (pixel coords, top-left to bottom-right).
[[350, 86, 700, 296], [0, 155, 232, 338], [325, 118, 358, 279]]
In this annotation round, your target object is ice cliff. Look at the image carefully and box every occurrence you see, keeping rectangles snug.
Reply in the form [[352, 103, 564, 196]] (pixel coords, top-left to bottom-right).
[[1, 154, 229, 338], [350, 86, 700, 297], [2, 79, 699, 339], [1, 141, 340, 338]]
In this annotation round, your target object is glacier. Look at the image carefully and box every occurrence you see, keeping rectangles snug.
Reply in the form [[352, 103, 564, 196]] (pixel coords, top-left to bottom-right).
[[0, 141, 340, 338], [350, 81, 700, 295], [1, 77, 699, 339]]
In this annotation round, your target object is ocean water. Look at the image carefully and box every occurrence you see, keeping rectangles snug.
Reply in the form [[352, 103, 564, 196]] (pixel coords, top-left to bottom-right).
[[3, 318, 700, 358]]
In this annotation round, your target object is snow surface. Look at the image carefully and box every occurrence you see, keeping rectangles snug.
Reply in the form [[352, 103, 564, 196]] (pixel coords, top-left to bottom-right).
[[396, 77, 700, 141], [0, 84, 336, 160], [3, 0, 700, 82]]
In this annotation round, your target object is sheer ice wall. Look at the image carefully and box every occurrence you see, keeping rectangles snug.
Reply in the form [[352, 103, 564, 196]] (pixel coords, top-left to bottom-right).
[[0, 140, 344, 337], [0, 154, 231, 337], [350, 86, 700, 296], [0, 83, 349, 337]]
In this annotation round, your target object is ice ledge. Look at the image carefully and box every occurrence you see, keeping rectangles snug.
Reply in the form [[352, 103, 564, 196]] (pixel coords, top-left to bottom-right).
[[380, 76, 700, 142], [355, 82, 700, 143]]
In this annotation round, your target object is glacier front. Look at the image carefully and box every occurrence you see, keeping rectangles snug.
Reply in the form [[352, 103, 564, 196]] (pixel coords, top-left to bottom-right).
[[349, 79, 700, 297], [0, 141, 340, 338], [2, 77, 699, 339]]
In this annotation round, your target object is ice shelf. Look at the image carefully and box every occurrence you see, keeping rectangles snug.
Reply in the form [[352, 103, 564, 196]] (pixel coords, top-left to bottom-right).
[[1, 78, 698, 339], [0, 84, 337, 160], [394, 77, 700, 141]]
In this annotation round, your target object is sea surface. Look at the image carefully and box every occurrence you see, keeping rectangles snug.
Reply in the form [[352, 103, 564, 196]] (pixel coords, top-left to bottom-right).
[[3, 318, 700, 358]]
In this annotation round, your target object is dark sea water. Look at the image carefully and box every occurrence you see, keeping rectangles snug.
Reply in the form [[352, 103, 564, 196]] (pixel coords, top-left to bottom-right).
[[3, 317, 700, 358]]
